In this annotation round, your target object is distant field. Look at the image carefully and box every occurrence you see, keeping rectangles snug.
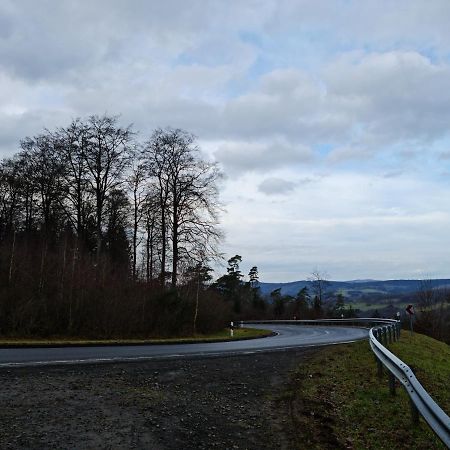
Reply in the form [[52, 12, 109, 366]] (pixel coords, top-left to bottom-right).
[[349, 300, 411, 312]]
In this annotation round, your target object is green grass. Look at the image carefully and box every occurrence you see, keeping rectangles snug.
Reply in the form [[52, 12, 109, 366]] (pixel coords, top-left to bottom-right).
[[0, 327, 272, 348], [349, 300, 410, 312], [283, 332, 449, 449]]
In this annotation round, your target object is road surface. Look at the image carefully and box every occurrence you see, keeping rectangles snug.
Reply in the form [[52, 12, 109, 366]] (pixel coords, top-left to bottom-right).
[[0, 324, 368, 367]]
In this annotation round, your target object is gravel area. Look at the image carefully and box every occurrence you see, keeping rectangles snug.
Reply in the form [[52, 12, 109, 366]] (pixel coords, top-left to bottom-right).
[[0, 348, 315, 450]]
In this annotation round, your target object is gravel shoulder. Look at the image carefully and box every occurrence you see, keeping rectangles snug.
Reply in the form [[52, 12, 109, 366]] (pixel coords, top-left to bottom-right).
[[0, 348, 316, 450]]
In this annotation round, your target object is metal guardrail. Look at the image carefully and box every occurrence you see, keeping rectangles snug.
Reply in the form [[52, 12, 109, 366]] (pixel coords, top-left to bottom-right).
[[242, 318, 450, 447]]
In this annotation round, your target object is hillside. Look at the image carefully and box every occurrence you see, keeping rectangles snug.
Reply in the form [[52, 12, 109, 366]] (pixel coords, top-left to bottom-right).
[[259, 278, 450, 297], [258, 278, 450, 314]]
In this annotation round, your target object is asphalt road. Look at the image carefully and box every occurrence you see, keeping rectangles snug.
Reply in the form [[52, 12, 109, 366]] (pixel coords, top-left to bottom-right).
[[0, 324, 368, 368]]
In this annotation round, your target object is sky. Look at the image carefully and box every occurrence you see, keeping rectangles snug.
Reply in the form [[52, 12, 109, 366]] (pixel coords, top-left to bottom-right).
[[1, 0, 450, 282]]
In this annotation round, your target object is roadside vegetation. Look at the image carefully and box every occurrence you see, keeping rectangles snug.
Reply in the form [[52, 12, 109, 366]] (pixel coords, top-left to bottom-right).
[[281, 332, 449, 449], [0, 327, 271, 348]]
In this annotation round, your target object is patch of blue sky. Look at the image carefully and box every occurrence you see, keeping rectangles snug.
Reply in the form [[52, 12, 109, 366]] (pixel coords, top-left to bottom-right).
[[223, 55, 272, 98], [242, 30, 367, 75], [225, 29, 337, 97], [367, 140, 447, 182], [418, 46, 445, 64], [239, 31, 265, 48], [172, 52, 196, 67], [314, 143, 334, 157], [171, 44, 236, 68]]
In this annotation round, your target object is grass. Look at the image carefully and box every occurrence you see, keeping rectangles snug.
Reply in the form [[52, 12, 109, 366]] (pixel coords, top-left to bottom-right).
[[0, 327, 272, 348], [281, 332, 449, 449], [349, 300, 410, 312]]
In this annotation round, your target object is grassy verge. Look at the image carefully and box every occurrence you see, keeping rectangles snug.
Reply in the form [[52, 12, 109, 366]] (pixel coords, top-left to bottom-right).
[[280, 332, 449, 449], [0, 327, 272, 348]]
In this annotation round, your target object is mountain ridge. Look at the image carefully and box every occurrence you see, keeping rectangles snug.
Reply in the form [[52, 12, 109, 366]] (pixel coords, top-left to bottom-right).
[[258, 278, 450, 298]]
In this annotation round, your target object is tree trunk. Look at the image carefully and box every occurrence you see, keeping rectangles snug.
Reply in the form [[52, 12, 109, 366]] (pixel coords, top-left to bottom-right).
[[132, 192, 138, 279], [8, 230, 16, 285]]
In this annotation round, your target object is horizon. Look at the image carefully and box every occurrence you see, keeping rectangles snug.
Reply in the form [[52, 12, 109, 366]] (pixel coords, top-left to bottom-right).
[[257, 276, 450, 284]]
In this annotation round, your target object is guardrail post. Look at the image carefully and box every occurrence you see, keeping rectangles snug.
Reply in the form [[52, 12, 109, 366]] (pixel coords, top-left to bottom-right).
[[377, 358, 383, 378], [388, 373, 396, 395], [410, 399, 420, 425]]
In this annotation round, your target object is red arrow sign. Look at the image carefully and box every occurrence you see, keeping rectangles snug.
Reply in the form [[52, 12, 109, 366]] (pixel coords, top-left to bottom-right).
[[406, 304, 415, 315]]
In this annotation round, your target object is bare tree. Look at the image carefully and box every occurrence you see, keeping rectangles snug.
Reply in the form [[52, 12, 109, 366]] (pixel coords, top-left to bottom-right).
[[143, 128, 222, 287], [22, 133, 66, 232], [126, 161, 147, 279], [142, 188, 161, 282], [55, 119, 93, 236], [308, 269, 331, 314], [83, 115, 133, 258], [142, 129, 171, 285]]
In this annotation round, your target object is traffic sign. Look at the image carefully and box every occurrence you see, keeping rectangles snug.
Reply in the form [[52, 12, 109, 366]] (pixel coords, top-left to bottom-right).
[[406, 304, 415, 315]]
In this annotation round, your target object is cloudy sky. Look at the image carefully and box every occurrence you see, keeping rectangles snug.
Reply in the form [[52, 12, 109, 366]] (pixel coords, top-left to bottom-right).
[[2, 0, 450, 281]]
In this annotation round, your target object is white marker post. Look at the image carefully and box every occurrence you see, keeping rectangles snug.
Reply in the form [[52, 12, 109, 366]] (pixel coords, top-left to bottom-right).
[[230, 321, 234, 338]]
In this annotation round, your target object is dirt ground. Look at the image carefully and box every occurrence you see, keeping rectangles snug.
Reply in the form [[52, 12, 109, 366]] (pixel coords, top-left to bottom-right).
[[0, 348, 315, 450]]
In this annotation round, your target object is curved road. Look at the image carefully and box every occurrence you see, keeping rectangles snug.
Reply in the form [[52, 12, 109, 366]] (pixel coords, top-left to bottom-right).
[[0, 325, 368, 368]]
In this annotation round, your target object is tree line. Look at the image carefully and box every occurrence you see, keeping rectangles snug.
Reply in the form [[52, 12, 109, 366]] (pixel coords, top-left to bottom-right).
[[0, 115, 224, 337], [212, 257, 359, 320], [414, 280, 450, 344]]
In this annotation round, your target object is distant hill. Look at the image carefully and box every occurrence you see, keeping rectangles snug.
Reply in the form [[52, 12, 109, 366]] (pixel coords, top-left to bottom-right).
[[258, 279, 450, 299]]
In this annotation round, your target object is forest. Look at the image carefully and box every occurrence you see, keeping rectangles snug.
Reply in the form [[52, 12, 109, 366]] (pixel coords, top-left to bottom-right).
[[0, 115, 228, 338]]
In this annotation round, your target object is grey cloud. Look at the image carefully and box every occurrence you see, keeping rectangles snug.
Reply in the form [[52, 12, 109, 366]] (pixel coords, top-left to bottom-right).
[[214, 140, 314, 175], [381, 170, 403, 179], [297, 177, 316, 185], [0, 109, 73, 157], [438, 151, 450, 160], [325, 52, 450, 147], [220, 70, 349, 143], [258, 177, 296, 195], [0, 0, 264, 81]]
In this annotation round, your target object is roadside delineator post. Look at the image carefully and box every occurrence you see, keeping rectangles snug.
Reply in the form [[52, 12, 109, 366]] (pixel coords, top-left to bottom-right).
[[230, 321, 234, 338], [410, 399, 420, 425], [388, 373, 396, 396], [377, 358, 383, 378]]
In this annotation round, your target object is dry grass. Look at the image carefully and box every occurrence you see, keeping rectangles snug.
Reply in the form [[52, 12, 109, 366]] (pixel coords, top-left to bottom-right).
[[0, 327, 272, 348]]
